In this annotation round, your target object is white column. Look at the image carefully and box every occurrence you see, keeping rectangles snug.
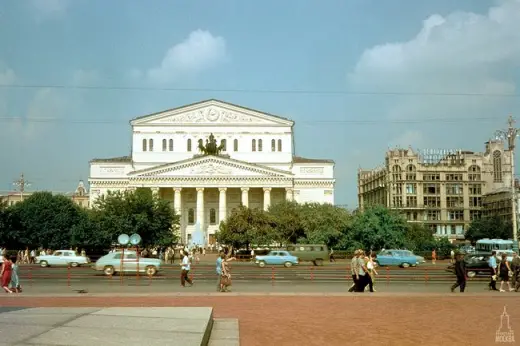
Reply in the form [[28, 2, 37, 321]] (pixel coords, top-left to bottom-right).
[[219, 187, 227, 223], [263, 187, 271, 211], [241, 187, 249, 207], [196, 188, 205, 228], [173, 188, 182, 215], [285, 188, 293, 201]]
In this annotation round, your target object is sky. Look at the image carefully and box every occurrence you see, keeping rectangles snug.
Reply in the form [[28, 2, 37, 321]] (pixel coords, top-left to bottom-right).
[[1, 0, 519, 208]]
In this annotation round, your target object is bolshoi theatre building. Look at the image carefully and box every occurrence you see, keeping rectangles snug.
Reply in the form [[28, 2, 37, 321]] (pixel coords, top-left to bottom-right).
[[88, 99, 335, 244]]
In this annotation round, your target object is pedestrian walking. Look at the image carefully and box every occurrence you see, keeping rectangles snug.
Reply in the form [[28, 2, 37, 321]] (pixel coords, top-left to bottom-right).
[[498, 253, 514, 292], [511, 252, 520, 292], [9, 256, 21, 293], [355, 250, 369, 292], [450, 250, 455, 264], [488, 251, 498, 291], [179, 250, 193, 287], [1, 255, 13, 293], [451, 253, 467, 293], [431, 249, 436, 265], [216, 251, 224, 292], [348, 250, 360, 292], [366, 252, 378, 292], [220, 253, 233, 292]]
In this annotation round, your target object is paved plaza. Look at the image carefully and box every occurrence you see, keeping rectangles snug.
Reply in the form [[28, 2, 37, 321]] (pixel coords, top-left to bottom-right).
[[0, 307, 238, 346], [0, 293, 518, 346]]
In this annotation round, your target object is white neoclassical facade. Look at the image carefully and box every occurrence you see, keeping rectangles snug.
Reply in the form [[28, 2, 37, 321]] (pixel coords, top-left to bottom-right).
[[88, 99, 335, 244]]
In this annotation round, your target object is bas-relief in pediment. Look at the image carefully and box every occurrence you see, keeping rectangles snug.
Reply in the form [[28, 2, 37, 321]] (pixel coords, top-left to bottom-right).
[[152, 106, 273, 125], [154, 162, 273, 177]]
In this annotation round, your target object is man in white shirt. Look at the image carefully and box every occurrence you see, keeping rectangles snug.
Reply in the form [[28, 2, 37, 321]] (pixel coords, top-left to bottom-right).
[[180, 250, 193, 287]]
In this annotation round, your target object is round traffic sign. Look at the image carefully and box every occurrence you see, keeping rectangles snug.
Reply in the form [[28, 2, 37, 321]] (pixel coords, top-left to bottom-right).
[[117, 234, 130, 246], [130, 233, 142, 245]]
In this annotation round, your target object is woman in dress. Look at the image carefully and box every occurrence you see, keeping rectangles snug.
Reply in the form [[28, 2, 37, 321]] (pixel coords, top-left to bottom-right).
[[220, 254, 233, 292], [10, 255, 21, 293], [1, 255, 13, 293], [498, 253, 514, 292]]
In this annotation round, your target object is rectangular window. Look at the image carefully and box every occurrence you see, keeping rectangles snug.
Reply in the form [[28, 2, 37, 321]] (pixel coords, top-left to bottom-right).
[[423, 174, 440, 181], [468, 184, 482, 195], [406, 183, 416, 194], [469, 197, 482, 208], [447, 210, 464, 220], [392, 196, 403, 207], [406, 196, 417, 207], [425, 210, 440, 221], [423, 183, 440, 195], [470, 210, 482, 221], [446, 174, 463, 181], [424, 196, 440, 208], [446, 196, 464, 208], [446, 183, 463, 195]]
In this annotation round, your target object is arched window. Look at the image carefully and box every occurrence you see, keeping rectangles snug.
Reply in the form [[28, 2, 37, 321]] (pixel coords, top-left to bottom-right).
[[148, 139, 154, 151], [162, 139, 167, 151], [142, 139, 147, 151], [188, 208, 195, 224], [169, 139, 173, 151], [258, 139, 263, 151], [220, 139, 227, 151], [278, 139, 282, 151], [493, 150, 502, 182], [468, 165, 481, 181], [252, 139, 256, 152], [271, 139, 276, 151], [209, 208, 216, 224], [187, 139, 192, 152], [233, 139, 238, 152], [406, 164, 416, 172]]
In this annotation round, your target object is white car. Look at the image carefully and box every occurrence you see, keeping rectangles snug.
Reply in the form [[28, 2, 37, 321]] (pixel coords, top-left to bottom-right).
[[36, 250, 90, 268], [94, 251, 162, 276]]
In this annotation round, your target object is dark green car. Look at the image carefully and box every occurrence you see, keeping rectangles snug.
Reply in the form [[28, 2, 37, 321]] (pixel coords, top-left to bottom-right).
[[286, 244, 329, 266]]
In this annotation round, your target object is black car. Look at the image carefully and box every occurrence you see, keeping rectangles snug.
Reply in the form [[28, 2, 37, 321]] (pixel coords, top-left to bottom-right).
[[447, 254, 492, 277]]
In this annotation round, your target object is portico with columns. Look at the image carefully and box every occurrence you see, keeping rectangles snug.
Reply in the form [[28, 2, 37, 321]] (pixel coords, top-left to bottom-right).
[[88, 99, 335, 245]]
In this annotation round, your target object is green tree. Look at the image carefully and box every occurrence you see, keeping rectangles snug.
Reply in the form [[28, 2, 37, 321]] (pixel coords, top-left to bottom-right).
[[465, 216, 513, 243], [405, 223, 435, 251], [346, 205, 408, 251], [267, 201, 305, 244], [12, 192, 86, 249], [298, 203, 351, 247], [88, 188, 180, 248], [217, 206, 275, 248]]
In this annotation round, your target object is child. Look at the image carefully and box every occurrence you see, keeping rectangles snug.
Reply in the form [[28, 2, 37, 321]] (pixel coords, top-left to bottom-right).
[[9, 256, 21, 293]]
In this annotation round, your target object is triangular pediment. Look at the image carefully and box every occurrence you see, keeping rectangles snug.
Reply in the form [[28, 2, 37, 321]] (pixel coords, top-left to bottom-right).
[[130, 99, 294, 127], [128, 155, 294, 178]]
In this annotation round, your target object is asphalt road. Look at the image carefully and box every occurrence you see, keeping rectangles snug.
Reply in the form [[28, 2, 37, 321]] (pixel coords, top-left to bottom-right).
[[12, 260, 494, 293]]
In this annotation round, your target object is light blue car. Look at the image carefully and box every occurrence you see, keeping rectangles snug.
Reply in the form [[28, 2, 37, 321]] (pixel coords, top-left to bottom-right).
[[376, 250, 424, 268], [255, 250, 299, 268]]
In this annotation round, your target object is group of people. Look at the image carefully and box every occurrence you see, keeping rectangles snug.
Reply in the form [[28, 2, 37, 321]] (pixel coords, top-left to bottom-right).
[[451, 251, 520, 293], [488, 251, 520, 292], [348, 249, 378, 292], [1, 254, 21, 293]]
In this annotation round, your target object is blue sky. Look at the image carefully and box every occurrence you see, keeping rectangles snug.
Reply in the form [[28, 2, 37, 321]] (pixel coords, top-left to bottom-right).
[[1, 0, 519, 207]]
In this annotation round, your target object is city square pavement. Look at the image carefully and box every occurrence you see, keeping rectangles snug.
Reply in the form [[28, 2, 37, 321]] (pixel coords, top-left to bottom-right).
[[0, 307, 238, 346], [0, 292, 518, 346]]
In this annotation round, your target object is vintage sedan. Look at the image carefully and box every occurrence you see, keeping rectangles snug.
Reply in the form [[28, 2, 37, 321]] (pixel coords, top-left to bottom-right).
[[94, 251, 162, 276], [35, 250, 90, 268], [376, 250, 424, 268], [255, 250, 299, 268]]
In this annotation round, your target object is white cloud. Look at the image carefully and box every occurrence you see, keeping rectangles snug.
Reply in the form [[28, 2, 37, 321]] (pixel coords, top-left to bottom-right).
[[6, 88, 68, 140], [30, 0, 70, 19], [146, 30, 227, 84], [348, 0, 520, 120], [72, 69, 101, 86]]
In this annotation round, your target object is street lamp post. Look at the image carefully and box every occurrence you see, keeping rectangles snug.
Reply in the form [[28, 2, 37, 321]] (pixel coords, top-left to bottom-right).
[[13, 173, 30, 202], [495, 115, 519, 250]]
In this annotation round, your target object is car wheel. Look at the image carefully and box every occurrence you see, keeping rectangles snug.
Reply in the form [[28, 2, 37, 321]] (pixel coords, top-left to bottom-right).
[[258, 261, 266, 268], [401, 263, 410, 268], [467, 271, 477, 278], [103, 266, 115, 276], [40, 261, 48, 268], [70, 262, 79, 268], [284, 261, 292, 268], [145, 266, 157, 276], [315, 259, 324, 266]]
